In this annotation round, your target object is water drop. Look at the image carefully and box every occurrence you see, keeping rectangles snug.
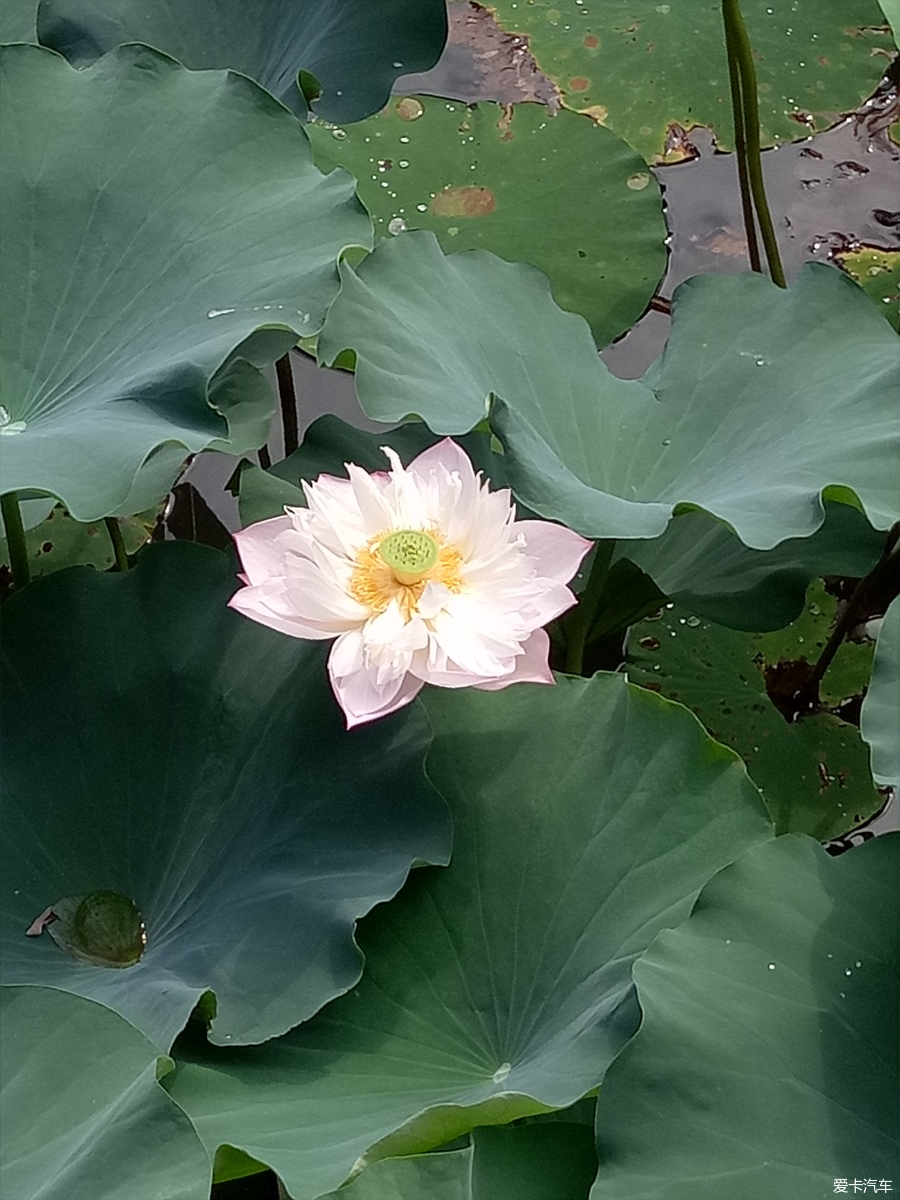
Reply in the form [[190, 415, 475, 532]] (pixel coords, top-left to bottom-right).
[[398, 160, 410, 168], [392, 61, 403, 68], [207, 307, 236, 318], [388, 217, 407, 235], [767, 963, 776, 970], [855, 960, 862, 967], [492, 1062, 512, 1083], [686, 616, 701, 627], [0, 406, 26, 435], [331, 127, 347, 140], [399, 136, 410, 144], [416, 203, 428, 212], [844, 968, 852, 976], [661, 438, 671, 446]]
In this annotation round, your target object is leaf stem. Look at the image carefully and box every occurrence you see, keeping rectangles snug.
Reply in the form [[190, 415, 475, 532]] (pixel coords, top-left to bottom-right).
[[565, 539, 616, 676], [1, 491, 31, 590], [722, 5, 761, 272], [276, 353, 299, 458], [722, 0, 786, 287], [104, 516, 130, 572], [796, 522, 900, 709]]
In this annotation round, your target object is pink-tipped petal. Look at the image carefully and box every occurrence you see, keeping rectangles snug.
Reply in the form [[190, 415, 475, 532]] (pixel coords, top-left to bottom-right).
[[328, 650, 424, 729], [407, 438, 480, 487], [228, 587, 340, 640], [472, 629, 555, 691], [232, 516, 298, 586], [516, 520, 593, 585]]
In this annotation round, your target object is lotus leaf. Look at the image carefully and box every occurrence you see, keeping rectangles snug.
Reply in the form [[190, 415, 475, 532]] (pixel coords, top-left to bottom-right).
[[38, 0, 448, 122], [319, 234, 899, 549], [0, 44, 370, 522], [592, 834, 899, 1199], [166, 673, 771, 1199], [0, 541, 449, 1050]]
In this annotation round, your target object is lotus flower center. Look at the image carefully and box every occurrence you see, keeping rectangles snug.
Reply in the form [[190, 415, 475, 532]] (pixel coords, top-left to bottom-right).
[[378, 529, 439, 585]]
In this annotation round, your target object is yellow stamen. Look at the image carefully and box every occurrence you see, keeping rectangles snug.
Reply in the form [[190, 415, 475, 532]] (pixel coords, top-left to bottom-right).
[[349, 529, 463, 620]]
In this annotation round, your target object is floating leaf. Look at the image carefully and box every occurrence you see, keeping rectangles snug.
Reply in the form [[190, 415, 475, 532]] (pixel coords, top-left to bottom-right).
[[38, 0, 447, 122], [0, 986, 209, 1200], [319, 234, 900, 548], [0, 44, 370, 521], [592, 834, 899, 1199], [836, 246, 900, 332], [166, 673, 771, 1199], [0, 541, 449, 1050], [861, 595, 900, 788], [627, 581, 884, 839], [0, 505, 155, 581], [488, 0, 894, 160], [309, 99, 667, 346]]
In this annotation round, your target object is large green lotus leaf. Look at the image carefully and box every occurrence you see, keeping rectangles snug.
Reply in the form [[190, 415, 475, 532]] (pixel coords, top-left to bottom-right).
[[0, 986, 210, 1200], [618, 500, 886, 632], [38, 0, 447, 122], [861, 595, 900, 788], [592, 834, 899, 1199], [0, 0, 36, 40], [166, 673, 772, 1199], [308, 98, 667, 347], [0, 44, 370, 522], [627, 582, 884, 839], [0, 541, 449, 1050], [321, 1123, 597, 1200], [488, 0, 893, 162], [318, 234, 900, 549]]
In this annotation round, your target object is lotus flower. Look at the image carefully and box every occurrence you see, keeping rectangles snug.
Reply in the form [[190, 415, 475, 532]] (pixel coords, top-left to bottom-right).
[[229, 440, 592, 727]]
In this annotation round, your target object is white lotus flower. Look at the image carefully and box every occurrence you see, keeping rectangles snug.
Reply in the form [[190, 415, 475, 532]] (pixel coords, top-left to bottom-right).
[[229, 439, 592, 727]]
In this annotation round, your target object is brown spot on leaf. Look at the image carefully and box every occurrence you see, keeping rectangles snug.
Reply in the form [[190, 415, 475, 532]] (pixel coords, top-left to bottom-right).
[[638, 636, 661, 651], [584, 34, 599, 48], [818, 55, 831, 66], [41, 542, 52, 553], [430, 186, 496, 218], [569, 76, 590, 92]]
